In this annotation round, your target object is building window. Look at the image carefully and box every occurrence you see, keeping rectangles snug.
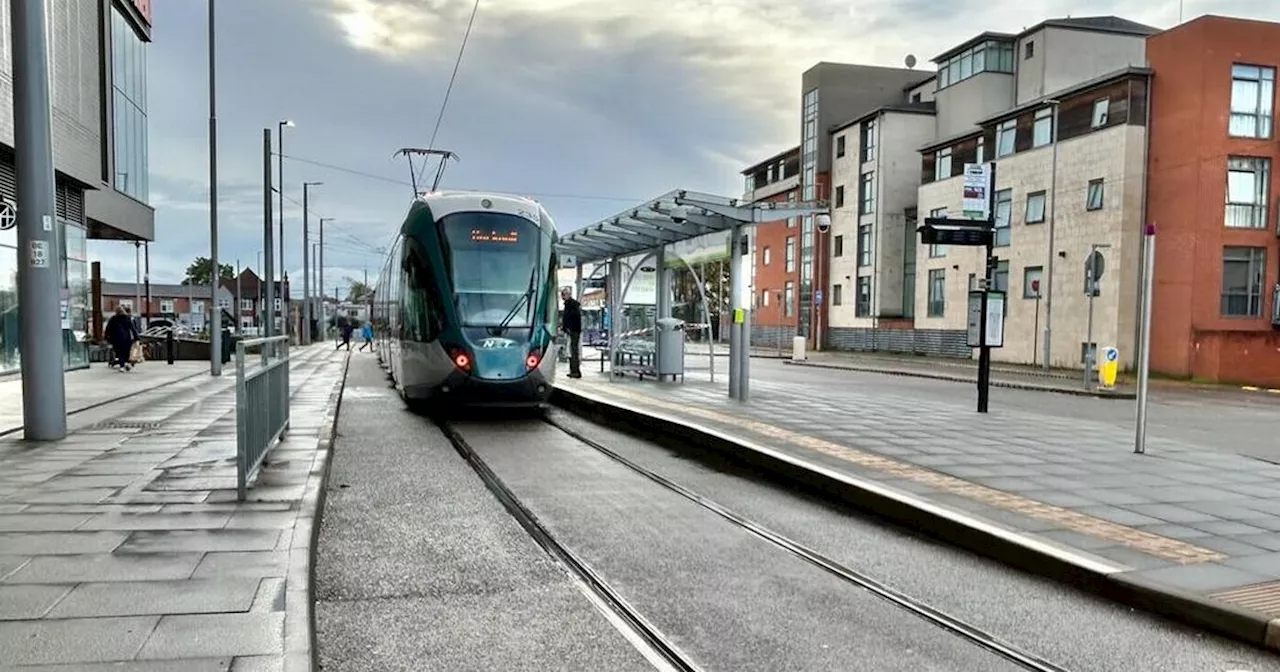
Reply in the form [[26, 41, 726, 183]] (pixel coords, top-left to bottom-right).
[[1033, 108, 1053, 147], [855, 276, 871, 317], [1023, 266, 1044, 299], [160, 299, 174, 314], [975, 137, 985, 164], [241, 298, 252, 310], [857, 224, 872, 266], [118, 299, 133, 310], [1092, 98, 1111, 128], [1025, 191, 1046, 223], [835, 185, 845, 208], [859, 172, 875, 214], [832, 236, 843, 257], [836, 135, 846, 158], [994, 189, 1012, 246], [111, 7, 149, 203], [193, 302, 204, 314], [993, 260, 1009, 292], [1221, 246, 1265, 316], [1086, 179, 1106, 211], [861, 119, 877, 161], [218, 298, 230, 309], [1230, 64, 1275, 139], [274, 298, 282, 311], [928, 207, 947, 257], [927, 269, 945, 317], [935, 147, 952, 180], [784, 281, 795, 317], [996, 120, 1016, 158], [832, 283, 843, 306], [935, 40, 1014, 89], [762, 291, 770, 307], [785, 237, 795, 272], [1024, 40, 1035, 59], [1226, 157, 1269, 228]]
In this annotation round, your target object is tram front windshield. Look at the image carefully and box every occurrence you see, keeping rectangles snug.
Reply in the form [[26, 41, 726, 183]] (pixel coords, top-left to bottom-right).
[[440, 212, 543, 328]]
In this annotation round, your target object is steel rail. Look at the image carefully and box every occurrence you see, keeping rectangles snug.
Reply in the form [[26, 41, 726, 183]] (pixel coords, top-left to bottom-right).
[[544, 415, 1074, 672], [437, 420, 703, 672]]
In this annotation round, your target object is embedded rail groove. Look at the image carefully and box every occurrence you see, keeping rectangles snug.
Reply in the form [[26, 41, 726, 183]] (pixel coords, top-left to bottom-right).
[[436, 419, 704, 672], [543, 414, 1075, 672]]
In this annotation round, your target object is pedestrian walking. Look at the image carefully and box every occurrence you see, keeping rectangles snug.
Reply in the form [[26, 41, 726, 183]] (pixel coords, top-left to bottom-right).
[[357, 320, 374, 352], [105, 306, 139, 371], [560, 287, 582, 379], [337, 318, 353, 351]]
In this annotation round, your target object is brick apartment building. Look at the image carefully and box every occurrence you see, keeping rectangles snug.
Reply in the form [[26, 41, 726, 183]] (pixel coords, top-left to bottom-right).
[[741, 146, 801, 347], [1145, 16, 1280, 385], [748, 13, 1280, 384]]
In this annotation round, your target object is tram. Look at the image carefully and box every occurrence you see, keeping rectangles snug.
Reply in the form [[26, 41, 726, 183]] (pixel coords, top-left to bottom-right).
[[372, 190, 561, 410]]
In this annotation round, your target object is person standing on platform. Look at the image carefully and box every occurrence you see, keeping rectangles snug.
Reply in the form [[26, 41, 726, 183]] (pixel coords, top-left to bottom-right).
[[560, 287, 582, 379]]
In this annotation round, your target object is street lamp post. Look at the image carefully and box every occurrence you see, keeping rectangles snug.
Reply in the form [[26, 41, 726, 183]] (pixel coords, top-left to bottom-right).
[[277, 119, 294, 337], [301, 181, 322, 345], [208, 0, 221, 375], [1042, 99, 1061, 371], [319, 217, 333, 339]]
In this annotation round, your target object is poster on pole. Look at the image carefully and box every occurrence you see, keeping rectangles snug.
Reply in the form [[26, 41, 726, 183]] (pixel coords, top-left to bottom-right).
[[966, 290, 1006, 347], [962, 163, 993, 221]]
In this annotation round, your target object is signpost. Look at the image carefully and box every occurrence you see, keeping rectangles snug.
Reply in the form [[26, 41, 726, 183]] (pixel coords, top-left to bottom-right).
[[1083, 243, 1110, 388], [918, 162, 1003, 413]]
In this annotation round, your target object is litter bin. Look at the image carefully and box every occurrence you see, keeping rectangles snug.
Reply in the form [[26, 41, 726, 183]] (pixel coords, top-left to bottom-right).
[[655, 317, 686, 380]]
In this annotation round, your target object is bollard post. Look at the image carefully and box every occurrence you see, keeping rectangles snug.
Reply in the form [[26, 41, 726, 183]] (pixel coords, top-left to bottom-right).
[[166, 328, 175, 365]]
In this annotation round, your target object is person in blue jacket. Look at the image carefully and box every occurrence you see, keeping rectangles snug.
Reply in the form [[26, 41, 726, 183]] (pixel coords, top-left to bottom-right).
[[357, 320, 373, 352]]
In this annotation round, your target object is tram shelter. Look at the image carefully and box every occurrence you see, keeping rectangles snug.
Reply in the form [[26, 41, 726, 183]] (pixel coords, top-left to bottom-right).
[[555, 189, 828, 400]]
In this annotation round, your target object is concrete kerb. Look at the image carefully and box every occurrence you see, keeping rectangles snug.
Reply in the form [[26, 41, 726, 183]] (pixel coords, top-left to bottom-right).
[[288, 349, 352, 672], [551, 384, 1279, 655], [782, 359, 1136, 400]]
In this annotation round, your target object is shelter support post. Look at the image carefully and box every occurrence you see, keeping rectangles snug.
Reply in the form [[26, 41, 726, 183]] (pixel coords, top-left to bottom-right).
[[607, 257, 621, 382], [728, 224, 743, 400], [655, 246, 669, 372]]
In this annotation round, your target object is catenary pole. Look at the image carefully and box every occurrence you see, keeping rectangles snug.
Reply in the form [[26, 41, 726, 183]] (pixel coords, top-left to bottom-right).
[[12, 0, 67, 439]]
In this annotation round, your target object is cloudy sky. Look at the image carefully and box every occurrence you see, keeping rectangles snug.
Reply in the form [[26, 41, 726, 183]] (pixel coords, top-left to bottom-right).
[[86, 0, 1280, 293]]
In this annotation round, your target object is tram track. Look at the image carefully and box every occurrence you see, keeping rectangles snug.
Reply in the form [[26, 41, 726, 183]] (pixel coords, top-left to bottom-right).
[[439, 414, 1073, 672]]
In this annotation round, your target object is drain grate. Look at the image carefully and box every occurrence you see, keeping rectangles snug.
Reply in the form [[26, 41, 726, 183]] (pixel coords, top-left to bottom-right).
[[1211, 580, 1280, 618], [88, 420, 163, 431]]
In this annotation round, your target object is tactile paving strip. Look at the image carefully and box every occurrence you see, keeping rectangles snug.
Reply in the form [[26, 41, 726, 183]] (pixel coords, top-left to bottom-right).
[[1212, 580, 1280, 618], [581, 381, 1227, 565]]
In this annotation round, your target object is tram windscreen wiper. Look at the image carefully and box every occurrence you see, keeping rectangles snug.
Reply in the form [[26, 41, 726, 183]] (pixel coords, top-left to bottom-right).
[[493, 267, 537, 334]]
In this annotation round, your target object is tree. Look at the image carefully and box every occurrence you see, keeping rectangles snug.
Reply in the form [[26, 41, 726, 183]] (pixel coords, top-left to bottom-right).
[[346, 280, 373, 302], [183, 257, 235, 286]]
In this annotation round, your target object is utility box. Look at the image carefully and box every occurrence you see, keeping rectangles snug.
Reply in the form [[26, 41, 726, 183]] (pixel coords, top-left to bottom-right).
[[655, 317, 686, 380], [792, 335, 807, 361]]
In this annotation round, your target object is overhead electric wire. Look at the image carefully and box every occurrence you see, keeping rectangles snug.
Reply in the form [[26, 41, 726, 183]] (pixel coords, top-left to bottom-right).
[[417, 0, 483, 187]]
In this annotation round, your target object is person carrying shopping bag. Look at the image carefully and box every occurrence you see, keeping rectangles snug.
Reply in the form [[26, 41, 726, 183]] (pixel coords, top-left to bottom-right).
[[105, 306, 139, 371]]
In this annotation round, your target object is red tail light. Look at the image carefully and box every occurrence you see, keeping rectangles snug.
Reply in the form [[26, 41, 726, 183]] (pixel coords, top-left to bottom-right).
[[526, 351, 542, 370], [449, 348, 472, 372]]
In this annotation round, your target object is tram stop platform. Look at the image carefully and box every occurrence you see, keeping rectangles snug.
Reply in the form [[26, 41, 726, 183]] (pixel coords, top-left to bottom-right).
[[0, 345, 350, 670], [552, 361, 1280, 653]]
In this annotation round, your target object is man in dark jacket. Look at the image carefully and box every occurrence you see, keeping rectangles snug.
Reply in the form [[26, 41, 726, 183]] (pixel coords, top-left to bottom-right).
[[560, 287, 582, 378]]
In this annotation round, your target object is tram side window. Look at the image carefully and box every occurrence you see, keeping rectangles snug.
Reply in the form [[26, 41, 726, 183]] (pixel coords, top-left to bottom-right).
[[546, 251, 559, 330], [401, 245, 447, 343]]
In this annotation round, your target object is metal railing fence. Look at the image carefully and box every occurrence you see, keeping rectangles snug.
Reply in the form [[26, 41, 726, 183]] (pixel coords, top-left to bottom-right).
[[235, 335, 291, 501]]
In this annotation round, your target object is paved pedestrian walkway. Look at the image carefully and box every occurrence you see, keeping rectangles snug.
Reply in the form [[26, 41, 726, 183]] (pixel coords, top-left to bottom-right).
[[0, 361, 209, 437], [0, 345, 350, 670], [556, 368, 1280, 649], [785, 350, 1135, 398]]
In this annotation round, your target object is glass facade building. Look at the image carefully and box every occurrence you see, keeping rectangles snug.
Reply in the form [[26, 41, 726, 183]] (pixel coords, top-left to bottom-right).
[[0, 218, 90, 375], [111, 4, 149, 202]]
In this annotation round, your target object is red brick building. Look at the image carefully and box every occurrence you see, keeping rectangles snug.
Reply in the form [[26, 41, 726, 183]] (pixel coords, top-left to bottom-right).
[[1146, 15, 1280, 384], [741, 146, 801, 346]]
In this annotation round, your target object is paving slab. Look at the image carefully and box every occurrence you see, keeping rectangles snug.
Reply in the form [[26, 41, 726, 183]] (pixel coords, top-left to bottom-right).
[[555, 364, 1280, 653], [0, 345, 349, 667]]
